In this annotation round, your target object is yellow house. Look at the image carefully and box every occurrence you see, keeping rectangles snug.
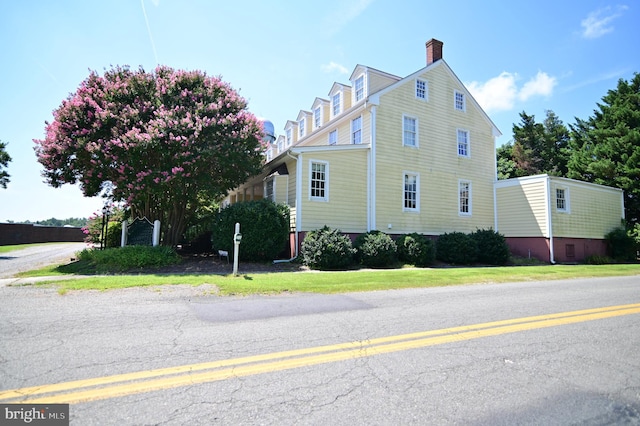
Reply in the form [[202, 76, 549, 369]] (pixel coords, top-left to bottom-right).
[[225, 39, 501, 258], [495, 174, 625, 263]]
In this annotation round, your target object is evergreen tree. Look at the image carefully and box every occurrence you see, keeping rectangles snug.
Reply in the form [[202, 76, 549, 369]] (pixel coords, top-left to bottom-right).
[[567, 73, 640, 226], [0, 140, 11, 189]]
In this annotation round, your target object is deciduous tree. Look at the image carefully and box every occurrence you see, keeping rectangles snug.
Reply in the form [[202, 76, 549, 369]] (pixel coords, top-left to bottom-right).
[[0, 140, 11, 189], [34, 66, 266, 245]]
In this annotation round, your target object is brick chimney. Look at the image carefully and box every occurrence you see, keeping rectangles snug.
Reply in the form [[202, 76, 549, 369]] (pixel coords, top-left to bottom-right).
[[426, 38, 443, 65]]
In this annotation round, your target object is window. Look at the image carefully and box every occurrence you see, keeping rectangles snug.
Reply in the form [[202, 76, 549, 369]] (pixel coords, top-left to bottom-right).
[[298, 118, 305, 138], [310, 161, 328, 201], [314, 107, 321, 129], [457, 129, 469, 157], [455, 90, 466, 111], [351, 116, 362, 144], [459, 180, 471, 215], [355, 75, 364, 102], [286, 128, 292, 146], [278, 138, 284, 153], [328, 130, 337, 145], [416, 79, 428, 100], [556, 188, 569, 212], [332, 93, 341, 117], [403, 115, 418, 147], [265, 178, 274, 202], [403, 173, 419, 211]]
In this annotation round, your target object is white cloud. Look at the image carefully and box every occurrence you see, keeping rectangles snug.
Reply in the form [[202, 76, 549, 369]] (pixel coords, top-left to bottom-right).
[[466, 71, 557, 113], [466, 72, 518, 112], [321, 61, 350, 74], [581, 5, 628, 39], [518, 71, 557, 101], [324, 0, 374, 36]]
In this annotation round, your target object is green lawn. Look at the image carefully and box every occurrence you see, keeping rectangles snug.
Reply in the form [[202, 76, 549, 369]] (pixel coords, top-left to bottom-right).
[[22, 263, 640, 295]]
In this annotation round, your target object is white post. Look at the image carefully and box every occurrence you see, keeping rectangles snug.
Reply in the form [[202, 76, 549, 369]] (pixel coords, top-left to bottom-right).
[[233, 222, 241, 276], [121, 220, 128, 247], [153, 220, 161, 247]]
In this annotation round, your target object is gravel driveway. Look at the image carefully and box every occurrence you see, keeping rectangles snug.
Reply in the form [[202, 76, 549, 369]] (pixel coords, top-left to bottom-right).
[[0, 242, 88, 278]]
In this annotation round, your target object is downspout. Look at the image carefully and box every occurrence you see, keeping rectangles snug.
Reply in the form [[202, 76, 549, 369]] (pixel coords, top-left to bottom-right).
[[544, 175, 556, 264], [369, 105, 377, 231], [273, 151, 300, 264]]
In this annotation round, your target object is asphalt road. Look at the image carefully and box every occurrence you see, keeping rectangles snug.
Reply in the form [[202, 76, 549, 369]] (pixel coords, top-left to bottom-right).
[[0, 242, 87, 278], [1, 275, 639, 425]]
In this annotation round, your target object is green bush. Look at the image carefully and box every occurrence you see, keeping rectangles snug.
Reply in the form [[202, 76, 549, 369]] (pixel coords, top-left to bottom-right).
[[396, 233, 435, 267], [77, 246, 181, 273], [605, 227, 637, 261], [106, 221, 122, 248], [436, 232, 478, 265], [354, 231, 398, 268], [584, 254, 613, 265], [211, 199, 290, 261], [470, 228, 510, 265], [300, 226, 355, 270]]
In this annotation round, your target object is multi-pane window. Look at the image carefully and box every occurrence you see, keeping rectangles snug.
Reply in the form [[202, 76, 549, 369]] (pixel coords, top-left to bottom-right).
[[328, 130, 337, 145], [310, 161, 327, 200], [298, 118, 305, 138], [286, 128, 292, 146], [416, 79, 427, 100], [278, 138, 284, 153], [457, 129, 469, 157], [455, 90, 466, 111], [355, 75, 364, 102], [314, 107, 321, 128], [404, 173, 419, 211], [265, 179, 274, 202], [403, 115, 417, 147], [351, 116, 362, 144], [556, 188, 567, 211], [332, 93, 341, 116], [459, 180, 471, 215]]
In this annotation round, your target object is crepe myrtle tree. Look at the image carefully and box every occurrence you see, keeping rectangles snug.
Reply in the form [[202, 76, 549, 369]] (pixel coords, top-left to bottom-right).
[[34, 65, 266, 246]]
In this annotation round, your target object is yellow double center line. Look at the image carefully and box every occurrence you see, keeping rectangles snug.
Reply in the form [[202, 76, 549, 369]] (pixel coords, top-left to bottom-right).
[[2, 303, 639, 404]]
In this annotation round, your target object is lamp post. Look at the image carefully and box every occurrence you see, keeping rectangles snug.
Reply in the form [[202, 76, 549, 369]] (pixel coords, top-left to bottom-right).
[[101, 204, 110, 250]]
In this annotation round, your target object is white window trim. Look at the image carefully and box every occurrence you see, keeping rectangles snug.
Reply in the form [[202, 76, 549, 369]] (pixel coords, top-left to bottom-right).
[[331, 92, 342, 118], [264, 177, 275, 202], [402, 171, 420, 212], [402, 114, 419, 148], [286, 128, 293, 147], [454, 90, 466, 112], [351, 115, 363, 144], [556, 186, 570, 213], [457, 128, 470, 158], [328, 129, 338, 145], [458, 179, 472, 216], [353, 74, 366, 103], [313, 107, 322, 130], [298, 118, 305, 139], [309, 160, 329, 202], [415, 78, 428, 101]]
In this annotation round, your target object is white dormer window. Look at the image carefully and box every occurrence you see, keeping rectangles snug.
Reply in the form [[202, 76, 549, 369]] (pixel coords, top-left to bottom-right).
[[314, 107, 322, 129], [278, 138, 284, 153], [299, 118, 305, 138], [354, 75, 364, 102], [332, 93, 341, 117], [455, 90, 466, 112], [286, 128, 292, 146], [416, 79, 428, 100]]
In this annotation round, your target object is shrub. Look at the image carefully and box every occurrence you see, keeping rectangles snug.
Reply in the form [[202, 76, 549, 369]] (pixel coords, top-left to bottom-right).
[[605, 227, 637, 261], [77, 246, 181, 273], [584, 254, 613, 265], [396, 233, 435, 267], [211, 199, 290, 261], [470, 228, 510, 265], [354, 231, 398, 268], [106, 221, 122, 248], [300, 226, 355, 270], [436, 232, 478, 265]]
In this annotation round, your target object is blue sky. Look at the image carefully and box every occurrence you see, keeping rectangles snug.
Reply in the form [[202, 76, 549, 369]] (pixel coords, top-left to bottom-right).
[[0, 0, 637, 222]]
